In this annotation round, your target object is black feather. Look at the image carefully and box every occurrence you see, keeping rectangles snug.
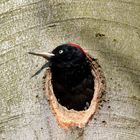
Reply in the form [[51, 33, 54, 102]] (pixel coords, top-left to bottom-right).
[[31, 62, 49, 78]]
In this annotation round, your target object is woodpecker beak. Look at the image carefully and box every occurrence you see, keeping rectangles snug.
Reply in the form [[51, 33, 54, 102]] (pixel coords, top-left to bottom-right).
[[28, 52, 55, 59]]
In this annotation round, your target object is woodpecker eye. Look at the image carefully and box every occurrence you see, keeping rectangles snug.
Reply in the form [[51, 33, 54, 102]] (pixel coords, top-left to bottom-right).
[[59, 50, 63, 54]]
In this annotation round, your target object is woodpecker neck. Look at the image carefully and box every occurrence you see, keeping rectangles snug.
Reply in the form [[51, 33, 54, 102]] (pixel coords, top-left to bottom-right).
[[51, 59, 91, 88]]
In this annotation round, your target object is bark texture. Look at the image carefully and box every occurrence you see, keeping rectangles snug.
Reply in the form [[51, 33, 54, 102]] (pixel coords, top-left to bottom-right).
[[0, 0, 140, 140]]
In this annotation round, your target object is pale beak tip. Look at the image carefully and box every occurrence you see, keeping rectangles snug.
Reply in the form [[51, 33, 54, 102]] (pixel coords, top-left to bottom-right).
[[28, 51, 55, 59]]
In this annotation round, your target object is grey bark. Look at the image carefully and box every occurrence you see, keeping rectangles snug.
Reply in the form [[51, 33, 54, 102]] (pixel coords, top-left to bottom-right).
[[0, 0, 140, 140]]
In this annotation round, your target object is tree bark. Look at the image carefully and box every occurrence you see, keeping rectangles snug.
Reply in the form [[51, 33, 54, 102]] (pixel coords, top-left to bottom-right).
[[0, 0, 140, 140]]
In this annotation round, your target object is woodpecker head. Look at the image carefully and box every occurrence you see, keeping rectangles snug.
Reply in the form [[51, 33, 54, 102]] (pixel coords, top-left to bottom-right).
[[29, 43, 87, 69]]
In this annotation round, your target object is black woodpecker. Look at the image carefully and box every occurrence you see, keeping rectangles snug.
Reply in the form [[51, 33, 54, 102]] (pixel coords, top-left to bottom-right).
[[29, 43, 94, 111]]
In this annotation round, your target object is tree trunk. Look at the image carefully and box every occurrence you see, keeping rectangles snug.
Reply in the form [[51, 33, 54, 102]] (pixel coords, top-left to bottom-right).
[[0, 0, 140, 140]]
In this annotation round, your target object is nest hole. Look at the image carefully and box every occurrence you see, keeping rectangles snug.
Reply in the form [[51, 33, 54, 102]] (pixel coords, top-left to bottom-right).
[[43, 54, 105, 129]]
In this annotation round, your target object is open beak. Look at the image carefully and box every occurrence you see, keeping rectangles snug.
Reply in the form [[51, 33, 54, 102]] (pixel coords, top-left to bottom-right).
[[28, 52, 55, 59]]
